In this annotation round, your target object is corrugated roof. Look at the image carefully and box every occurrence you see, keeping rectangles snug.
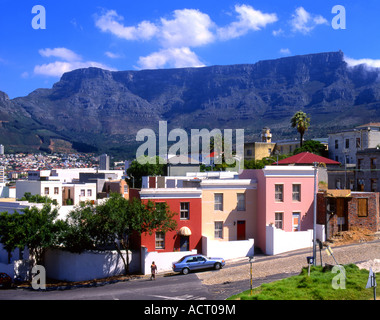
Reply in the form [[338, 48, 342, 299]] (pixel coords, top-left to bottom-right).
[[273, 152, 340, 165]]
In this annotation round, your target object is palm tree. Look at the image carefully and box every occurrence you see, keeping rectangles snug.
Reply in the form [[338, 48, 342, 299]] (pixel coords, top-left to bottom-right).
[[290, 111, 310, 147]]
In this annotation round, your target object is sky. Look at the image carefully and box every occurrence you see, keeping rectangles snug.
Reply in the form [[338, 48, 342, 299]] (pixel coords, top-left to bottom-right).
[[1, 0, 380, 99]]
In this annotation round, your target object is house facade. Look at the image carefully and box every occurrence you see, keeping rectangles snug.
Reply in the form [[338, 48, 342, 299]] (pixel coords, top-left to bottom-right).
[[240, 166, 316, 253], [200, 178, 257, 242], [317, 190, 380, 238], [138, 184, 202, 253], [328, 123, 380, 165]]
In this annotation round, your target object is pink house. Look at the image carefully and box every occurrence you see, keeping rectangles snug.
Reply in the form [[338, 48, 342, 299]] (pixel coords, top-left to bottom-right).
[[240, 166, 316, 253]]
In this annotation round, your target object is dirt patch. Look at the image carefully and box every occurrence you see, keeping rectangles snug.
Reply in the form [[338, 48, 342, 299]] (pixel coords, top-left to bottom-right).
[[356, 259, 380, 273], [329, 227, 377, 246]]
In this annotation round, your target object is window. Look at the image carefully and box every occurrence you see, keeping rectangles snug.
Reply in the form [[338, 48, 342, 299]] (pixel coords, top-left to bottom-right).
[[44, 187, 49, 195], [214, 221, 223, 239], [371, 179, 378, 192], [155, 232, 165, 249], [292, 184, 301, 201], [371, 158, 377, 170], [358, 159, 363, 171], [87, 189, 92, 197], [237, 193, 245, 211], [275, 212, 283, 229], [123, 185, 128, 194], [356, 138, 361, 148], [54, 187, 59, 195], [180, 202, 190, 220], [335, 140, 339, 149], [345, 138, 350, 149], [336, 179, 341, 189], [246, 149, 252, 156], [357, 198, 368, 217], [275, 184, 283, 202], [214, 193, 223, 211], [80, 189, 85, 197]]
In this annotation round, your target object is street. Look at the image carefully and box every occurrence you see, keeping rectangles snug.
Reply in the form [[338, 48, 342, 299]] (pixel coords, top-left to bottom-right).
[[0, 269, 249, 300]]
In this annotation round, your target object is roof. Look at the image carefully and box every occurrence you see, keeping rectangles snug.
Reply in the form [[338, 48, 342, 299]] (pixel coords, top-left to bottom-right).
[[273, 152, 340, 165]]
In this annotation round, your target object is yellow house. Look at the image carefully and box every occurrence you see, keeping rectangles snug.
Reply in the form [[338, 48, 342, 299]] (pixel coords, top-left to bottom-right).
[[200, 178, 257, 241]]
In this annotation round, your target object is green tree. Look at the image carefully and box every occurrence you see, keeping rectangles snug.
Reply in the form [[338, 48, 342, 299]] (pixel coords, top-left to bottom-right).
[[291, 111, 311, 147], [0, 211, 25, 263], [126, 156, 167, 188], [62, 193, 177, 274], [22, 204, 63, 265], [293, 140, 327, 157], [0, 205, 63, 266], [60, 202, 99, 253]]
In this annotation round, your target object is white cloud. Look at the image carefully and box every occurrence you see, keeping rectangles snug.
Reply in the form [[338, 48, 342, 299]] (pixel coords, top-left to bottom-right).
[[34, 47, 115, 77], [272, 28, 284, 36], [344, 57, 380, 69], [159, 9, 215, 48], [95, 10, 158, 41], [218, 5, 278, 40], [290, 7, 328, 34], [137, 47, 205, 69], [94, 6, 278, 70], [38, 48, 82, 62], [279, 48, 291, 56], [105, 51, 122, 59]]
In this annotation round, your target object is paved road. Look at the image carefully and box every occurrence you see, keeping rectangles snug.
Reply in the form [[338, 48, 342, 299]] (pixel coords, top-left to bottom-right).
[[1, 240, 377, 300], [0, 264, 296, 301]]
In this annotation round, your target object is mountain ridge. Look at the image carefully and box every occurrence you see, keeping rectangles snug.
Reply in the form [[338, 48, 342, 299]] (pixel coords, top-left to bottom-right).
[[2, 51, 380, 158]]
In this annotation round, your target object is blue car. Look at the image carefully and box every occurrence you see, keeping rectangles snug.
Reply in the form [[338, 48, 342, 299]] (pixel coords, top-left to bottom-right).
[[172, 254, 225, 275]]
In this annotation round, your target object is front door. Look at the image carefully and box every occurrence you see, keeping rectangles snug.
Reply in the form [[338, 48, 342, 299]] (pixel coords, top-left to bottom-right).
[[292, 213, 300, 231], [237, 220, 246, 240], [180, 236, 189, 251]]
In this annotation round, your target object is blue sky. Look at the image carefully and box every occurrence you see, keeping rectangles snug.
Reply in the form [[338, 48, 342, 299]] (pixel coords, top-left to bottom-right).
[[1, 0, 380, 98]]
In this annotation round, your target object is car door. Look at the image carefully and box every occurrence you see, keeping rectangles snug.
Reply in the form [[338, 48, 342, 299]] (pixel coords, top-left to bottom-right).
[[185, 257, 198, 271], [194, 256, 207, 270]]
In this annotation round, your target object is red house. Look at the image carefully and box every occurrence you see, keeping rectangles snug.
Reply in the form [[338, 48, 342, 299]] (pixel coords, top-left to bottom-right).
[[136, 177, 202, 254]]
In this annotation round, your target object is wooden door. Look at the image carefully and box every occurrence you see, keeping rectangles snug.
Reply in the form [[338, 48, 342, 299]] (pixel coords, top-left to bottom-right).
[[237, 221, 246, 240]]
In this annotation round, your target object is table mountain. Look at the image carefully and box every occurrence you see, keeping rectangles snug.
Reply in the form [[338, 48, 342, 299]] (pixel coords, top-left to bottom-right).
[[2, 51, 380, 157]]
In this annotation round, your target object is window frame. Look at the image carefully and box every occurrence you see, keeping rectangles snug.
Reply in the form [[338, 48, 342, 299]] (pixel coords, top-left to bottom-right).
[[274, 212, 283, 229], [214, 221, 223, 239], [155, 232, 165, 249], [292, 184, 301, 202], [180, 202, 190, 220], [214, 193, 224, 211], [275, 184, 284, 202], [237, 193, 246, 211]]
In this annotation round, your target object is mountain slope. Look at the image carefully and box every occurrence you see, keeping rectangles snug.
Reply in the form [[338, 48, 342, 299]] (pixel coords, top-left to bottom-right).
[[2, 51, 380, 157]]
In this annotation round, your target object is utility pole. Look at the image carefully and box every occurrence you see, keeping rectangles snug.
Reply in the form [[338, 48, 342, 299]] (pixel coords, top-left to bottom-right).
[[313, 162, 318, 266]]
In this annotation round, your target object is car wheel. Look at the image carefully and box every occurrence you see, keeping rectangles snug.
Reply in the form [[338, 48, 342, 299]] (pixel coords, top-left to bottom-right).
[[214, 263, 221, 270], [182, 267, 190, 275]]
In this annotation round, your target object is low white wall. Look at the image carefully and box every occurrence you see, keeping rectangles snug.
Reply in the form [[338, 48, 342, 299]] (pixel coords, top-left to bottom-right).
[[44, 249, 140, 282], [0, 262, 14, 277], [266, 226, 314, 255], [202, 236, 254, 260], [141, 247, 197, 275]]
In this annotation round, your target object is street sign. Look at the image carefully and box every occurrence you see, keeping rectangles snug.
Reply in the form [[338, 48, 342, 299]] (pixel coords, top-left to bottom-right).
[[366, 267, 377, 300]]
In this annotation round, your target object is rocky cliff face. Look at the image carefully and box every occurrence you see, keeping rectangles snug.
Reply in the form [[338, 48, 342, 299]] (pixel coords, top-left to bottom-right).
[[2, 51, 380, 156]]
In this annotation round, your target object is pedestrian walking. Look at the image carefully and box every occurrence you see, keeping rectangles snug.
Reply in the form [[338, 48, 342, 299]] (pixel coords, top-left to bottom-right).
[[151, 261, 157, 280]]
